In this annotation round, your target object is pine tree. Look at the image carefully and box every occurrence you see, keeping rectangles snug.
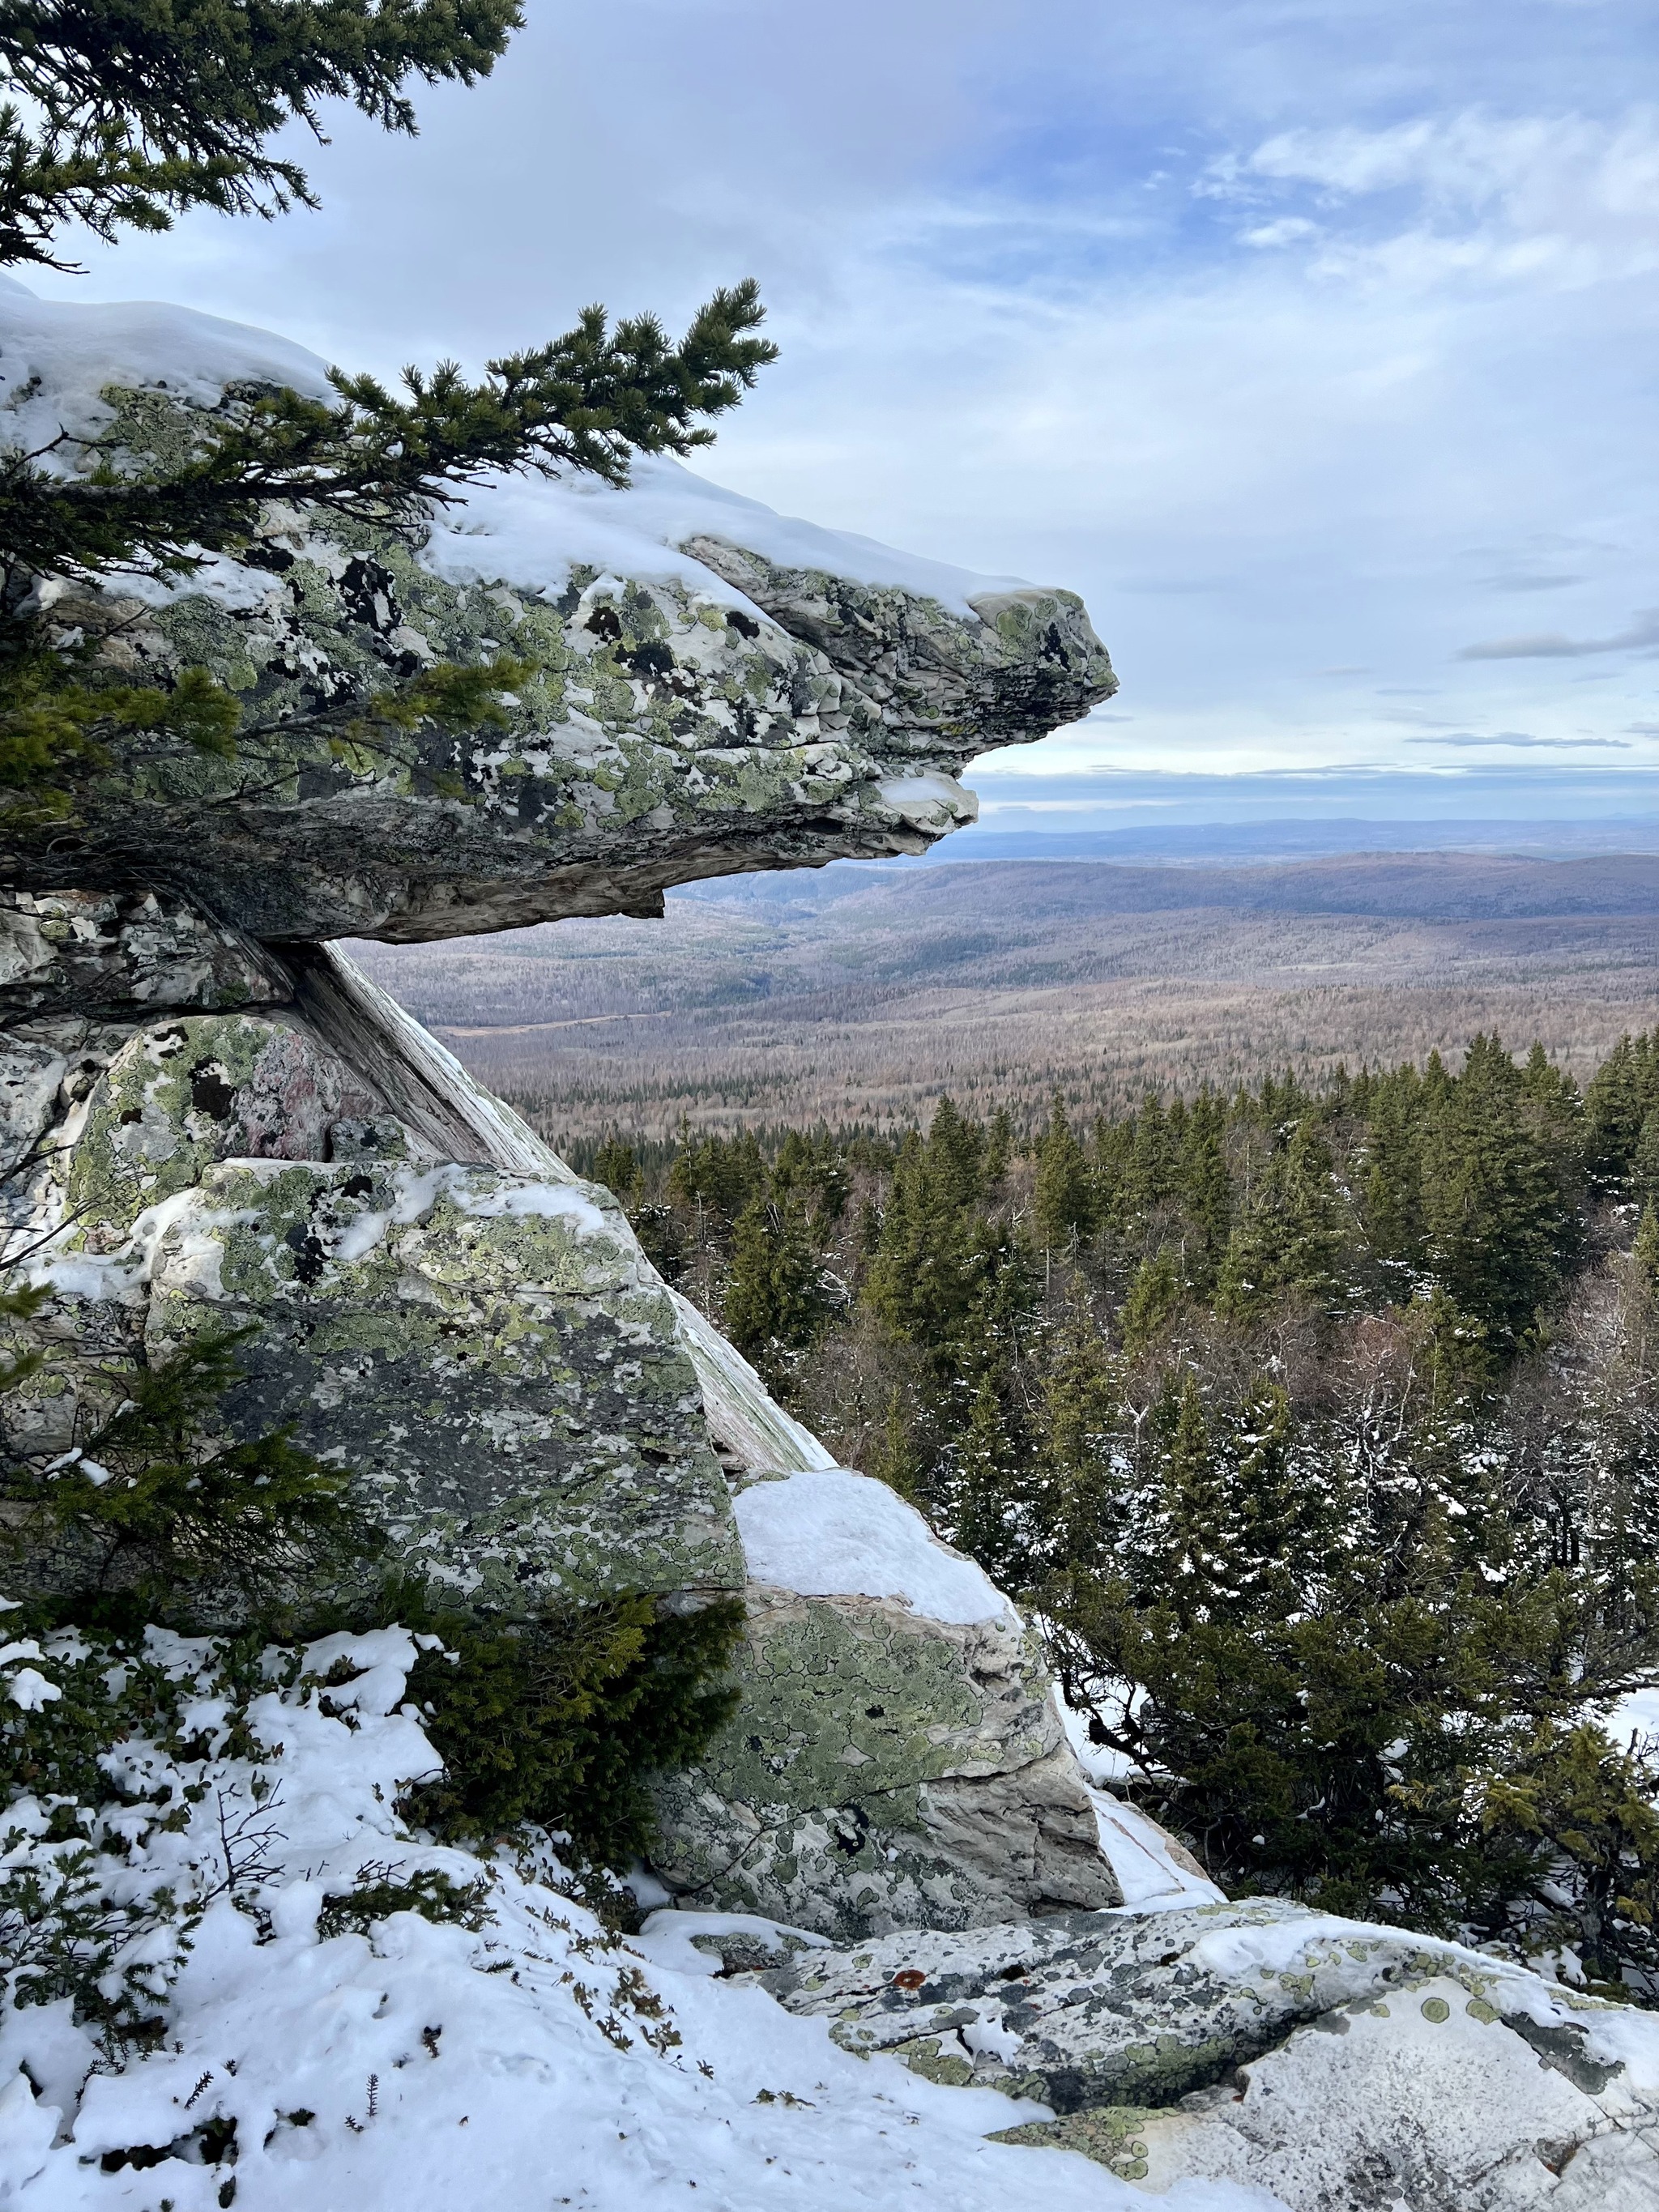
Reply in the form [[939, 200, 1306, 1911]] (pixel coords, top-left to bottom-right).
[[1422, 1034, 1574, 1340], [1359, 1063, 1425, 1267], [1033, 1093, 1094, 1249], [1122, 1094, 1175, 1231], [982, 1104, 1013, 1193], [591, 1135, 644, 1211], [862, 1127, 1009, 1364], [1216, 1122, 1346, 1323], [723, 1188, 830, 1371], [1178, 1088, 1231, 1286], [1228, 1380, 1321, 1610], [1149, 1372, 1236, 1620], [3, 1327, 379, 1629], [1120, 1248, 1183, 1352], [947, 1374, 1029, 1589], [0, 0, 522, 269], [923, 1096, 985, 1214], [1034, 1097, 1097, 1256], [1584, 1034, 1655, 1197], [1090, 1111, 1134, 1235], [1634, 1111, 1659, 1213], [1033, 1319, 1130, 1575]]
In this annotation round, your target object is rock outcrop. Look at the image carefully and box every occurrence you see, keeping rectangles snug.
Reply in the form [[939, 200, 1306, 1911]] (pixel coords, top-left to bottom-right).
[[751, 1899, 1659, 2206], [0, 285, 1115, 944], [0, 889, 1119, 1933], [10, 289, 1659, 2212], [0, 284, 1120, 1937]]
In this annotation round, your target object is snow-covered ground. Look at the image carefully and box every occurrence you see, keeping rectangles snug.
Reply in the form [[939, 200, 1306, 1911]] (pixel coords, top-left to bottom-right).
[[0, 1624, 1277, 2212]]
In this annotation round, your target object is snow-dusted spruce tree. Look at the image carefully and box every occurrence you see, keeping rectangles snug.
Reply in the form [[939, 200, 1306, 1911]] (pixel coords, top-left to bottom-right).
[[0, 0, 776, 825]]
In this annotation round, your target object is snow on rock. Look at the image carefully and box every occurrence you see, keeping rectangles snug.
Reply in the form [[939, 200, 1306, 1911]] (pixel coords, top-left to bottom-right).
[[0, 279, 1020, 619], [732, 1468, 1011, 1625], [630, 1909, 831, 1980], [757, 1897, 1659, 2207], [0, 1622, 1269, 2212], [0, 276, 334, 445], [1086, 1790, 1223, 1912], [425, 452, 1026, 620]]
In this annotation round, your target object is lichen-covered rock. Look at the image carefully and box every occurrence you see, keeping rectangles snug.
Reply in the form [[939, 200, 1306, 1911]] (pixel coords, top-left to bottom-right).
[[0, 914, 1119, 1930], [754, 1897, 1659, 2207], [650, 1585, 1120, 1937], [9, 996, 740, 1610], [0, 889, 291, 1024], [0, 283, 1127, 1937], [0, 289, 1115, 944]]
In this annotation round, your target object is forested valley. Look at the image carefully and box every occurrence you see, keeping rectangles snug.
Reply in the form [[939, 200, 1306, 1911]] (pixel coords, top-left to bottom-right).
[[565, 1030, 1659, 1997]]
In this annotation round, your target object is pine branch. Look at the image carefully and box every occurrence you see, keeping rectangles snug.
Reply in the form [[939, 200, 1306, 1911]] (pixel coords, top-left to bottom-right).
[[0, 283, 777, 589], [0, 0, 522, 267]]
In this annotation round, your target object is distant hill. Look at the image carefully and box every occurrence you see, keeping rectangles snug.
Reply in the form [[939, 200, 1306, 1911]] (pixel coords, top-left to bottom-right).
[[911, 815, 1659, 865], [352, 850, 1659, 1140]]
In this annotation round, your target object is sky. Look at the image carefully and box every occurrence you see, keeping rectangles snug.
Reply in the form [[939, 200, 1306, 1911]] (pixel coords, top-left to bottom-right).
[[25, 0, 1659, 823]]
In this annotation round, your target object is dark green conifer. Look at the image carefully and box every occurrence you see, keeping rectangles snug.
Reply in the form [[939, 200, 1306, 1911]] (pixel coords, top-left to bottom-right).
[[1216, 1123, 1346, 1322], [723, 1187, 830, 1371], [1179, 1088, 1231, 1285], [1034, 1093, 1094, 1248], [1422, 1035, 1574, 1340]]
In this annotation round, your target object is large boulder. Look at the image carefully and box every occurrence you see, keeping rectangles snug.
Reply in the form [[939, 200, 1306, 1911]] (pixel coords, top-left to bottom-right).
[[752, 1897, 1659, 2207], [0, 284, 1115, 944], [0, 281, 1124, 1937], [0, 889, 1117, 1929]]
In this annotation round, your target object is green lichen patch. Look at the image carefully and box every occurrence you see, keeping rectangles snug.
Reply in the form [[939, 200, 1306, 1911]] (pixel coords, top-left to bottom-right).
[[66, 1012, 378, 1239], [888, 2035, 974, 2088], [127, 1157, 744, 1609], [990, 2103, 1158, 2182]]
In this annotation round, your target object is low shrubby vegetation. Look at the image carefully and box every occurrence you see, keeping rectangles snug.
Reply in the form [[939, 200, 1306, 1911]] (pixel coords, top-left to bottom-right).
[[0, 1318, 744, 2051], [585, 1031, 1659, 1998]]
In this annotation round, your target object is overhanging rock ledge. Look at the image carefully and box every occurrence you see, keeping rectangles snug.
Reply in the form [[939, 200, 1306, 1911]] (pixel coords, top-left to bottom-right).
[[0, 284, 1122, 1937]]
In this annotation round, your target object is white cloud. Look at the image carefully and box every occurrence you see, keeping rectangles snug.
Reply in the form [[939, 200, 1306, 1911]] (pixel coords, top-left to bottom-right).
[[1239, 216, 1320, 249], [1404, 731, 1632, 748], [1214, 108, 1659, 290]]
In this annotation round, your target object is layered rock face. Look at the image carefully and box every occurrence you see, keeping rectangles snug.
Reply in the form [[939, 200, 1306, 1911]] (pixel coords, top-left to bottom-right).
[[0, 287, 1120, 1937], [0, 288, 1114, 944]]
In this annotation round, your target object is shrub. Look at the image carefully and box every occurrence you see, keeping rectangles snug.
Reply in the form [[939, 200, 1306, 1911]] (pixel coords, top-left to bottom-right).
[[2, 1329, 382, 1634], [397, 1588, 744, 1868]]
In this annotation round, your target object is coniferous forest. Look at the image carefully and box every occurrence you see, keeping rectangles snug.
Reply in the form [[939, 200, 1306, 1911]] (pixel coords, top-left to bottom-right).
[[567, 1030, 1659, 1997]]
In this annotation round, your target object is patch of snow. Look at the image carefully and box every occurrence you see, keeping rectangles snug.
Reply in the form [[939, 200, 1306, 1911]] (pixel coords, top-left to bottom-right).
[[0, 1617, 1277, 2212], [733, 1468, 1011, 1625], [427, 454, 1024, 620], [0, 281, 1024, 620], [631, 1910, 830, 1980], [1087, 1789, 1224, 1912], [1599, 1684, 1659, 1749], [0, 282, 333, 456], [449, 1177, 609, 1237], [1056, 1682, 1139, 1787], [6, 1665, 61, 1710]]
